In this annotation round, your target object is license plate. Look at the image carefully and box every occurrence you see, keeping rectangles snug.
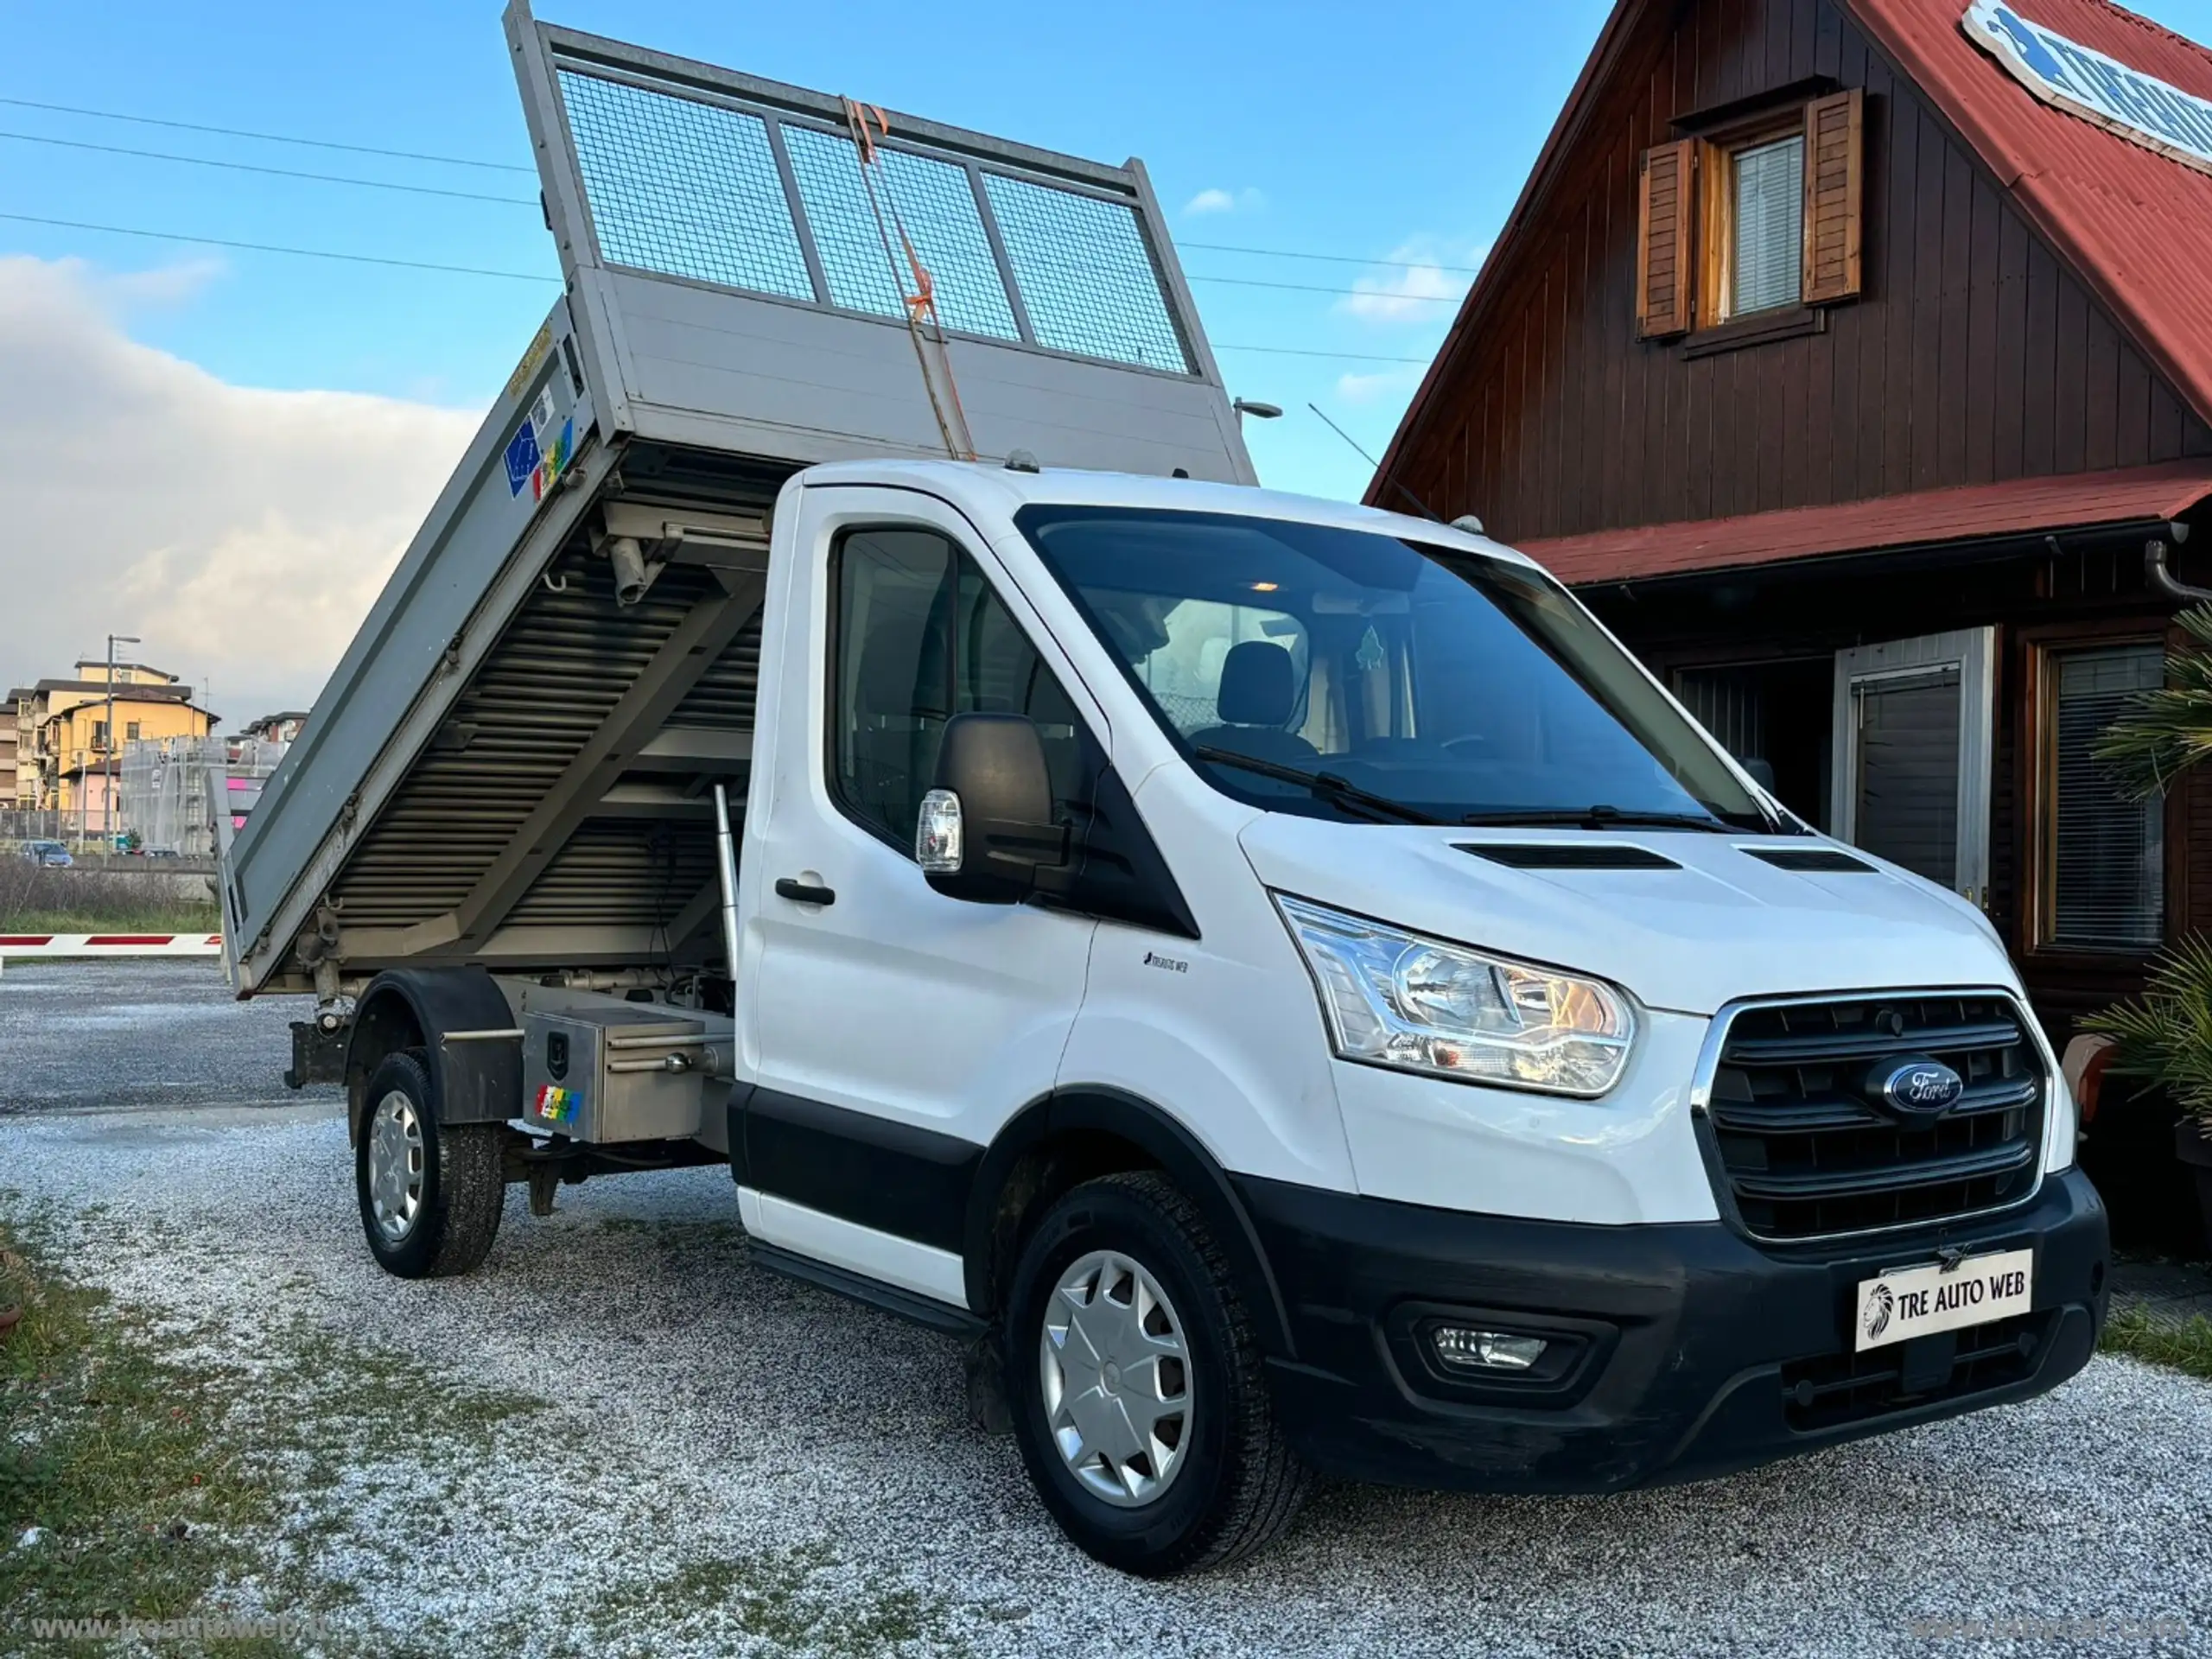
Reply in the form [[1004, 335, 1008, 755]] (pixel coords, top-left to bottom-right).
[[1854, 1249, 2034, 1352]]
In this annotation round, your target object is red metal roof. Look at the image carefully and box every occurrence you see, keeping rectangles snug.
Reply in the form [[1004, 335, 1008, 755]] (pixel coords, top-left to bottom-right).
[[1516, 459, 2212, 585], [1366, 0, 2212, 550], [1852, 0, 2212, 429]]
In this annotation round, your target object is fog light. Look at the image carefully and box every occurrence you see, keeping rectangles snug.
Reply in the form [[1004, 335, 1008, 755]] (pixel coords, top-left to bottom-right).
[[1432, 1326, 1548, 1373]]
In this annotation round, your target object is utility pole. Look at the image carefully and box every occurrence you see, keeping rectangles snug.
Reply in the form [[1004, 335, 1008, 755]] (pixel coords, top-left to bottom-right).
[[104, 632, 141, 850]]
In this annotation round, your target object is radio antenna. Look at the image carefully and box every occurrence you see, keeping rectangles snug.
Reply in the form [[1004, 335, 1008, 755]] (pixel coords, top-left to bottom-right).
[[1306, 403, 1440, 521]]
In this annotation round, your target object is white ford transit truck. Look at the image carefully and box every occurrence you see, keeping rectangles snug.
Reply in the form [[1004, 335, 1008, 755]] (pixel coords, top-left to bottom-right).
[[226, 4, 2108, 1576]]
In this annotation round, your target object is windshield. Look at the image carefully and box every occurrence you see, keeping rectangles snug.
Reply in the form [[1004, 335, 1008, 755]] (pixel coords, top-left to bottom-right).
[[1016, 505, 1775, 830]]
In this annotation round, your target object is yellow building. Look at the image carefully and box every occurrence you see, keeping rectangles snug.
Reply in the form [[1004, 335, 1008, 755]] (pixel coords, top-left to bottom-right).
[[19, 661, 216, 824]]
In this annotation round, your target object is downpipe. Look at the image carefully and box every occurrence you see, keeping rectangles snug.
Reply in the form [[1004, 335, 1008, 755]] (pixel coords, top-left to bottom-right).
[[2145, 523, 2209, 604]]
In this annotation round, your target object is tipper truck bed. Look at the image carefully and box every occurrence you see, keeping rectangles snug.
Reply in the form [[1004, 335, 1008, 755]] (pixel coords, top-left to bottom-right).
[[226, 2, 2107, 1578], [226, 1, 1251, 1008]]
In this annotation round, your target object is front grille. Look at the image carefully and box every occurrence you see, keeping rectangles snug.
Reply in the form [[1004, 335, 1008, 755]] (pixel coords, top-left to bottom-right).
[[1701, 992, 2046, 1242], [1780, 1311, 2050, 1430]]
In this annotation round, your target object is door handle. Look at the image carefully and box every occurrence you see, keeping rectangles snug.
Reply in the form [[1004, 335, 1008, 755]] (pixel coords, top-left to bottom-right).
[[774, 877, 836, 906]]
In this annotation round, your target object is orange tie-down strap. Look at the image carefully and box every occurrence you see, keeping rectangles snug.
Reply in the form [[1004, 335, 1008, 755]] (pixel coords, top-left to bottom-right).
[[899, 232, 938, 323], [840, 96, 944, 324], [841, 96, 889, 164]]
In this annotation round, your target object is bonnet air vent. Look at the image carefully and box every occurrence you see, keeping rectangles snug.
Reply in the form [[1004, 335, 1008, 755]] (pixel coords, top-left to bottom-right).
[[1742, 847, 1877, 874], [1459, 843, 1681, 871]]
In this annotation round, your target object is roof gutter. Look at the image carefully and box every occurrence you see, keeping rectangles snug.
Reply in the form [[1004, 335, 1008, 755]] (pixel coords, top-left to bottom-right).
[[1562, 515, 2179, 594]]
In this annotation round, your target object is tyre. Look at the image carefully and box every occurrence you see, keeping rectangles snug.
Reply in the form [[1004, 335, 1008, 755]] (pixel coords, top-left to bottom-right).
[[1003, 1171, 1310, 1575], [355, 1050, 505, 1279]]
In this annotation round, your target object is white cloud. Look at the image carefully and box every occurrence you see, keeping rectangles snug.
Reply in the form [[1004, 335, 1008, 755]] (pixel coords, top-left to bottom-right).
[[1333, 365, 1427, 404], [95, 256, 229, 309], [1182, 186, 1266, 217], [1336, 238, 1489, 324], [0, 257, 479, 725]]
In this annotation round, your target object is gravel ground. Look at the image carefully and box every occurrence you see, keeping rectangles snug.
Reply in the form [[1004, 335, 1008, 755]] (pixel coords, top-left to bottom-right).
[[3, 965, 2211, 1655], [0, 957, 337, 1116]]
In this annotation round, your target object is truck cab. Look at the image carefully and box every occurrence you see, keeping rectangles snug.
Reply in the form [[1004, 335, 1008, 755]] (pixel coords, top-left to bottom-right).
[[226, 6, 2107, 1577]]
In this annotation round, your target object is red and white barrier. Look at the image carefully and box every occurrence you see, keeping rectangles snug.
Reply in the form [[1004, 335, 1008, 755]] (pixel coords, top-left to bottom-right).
[[0, 933, 223, 958]]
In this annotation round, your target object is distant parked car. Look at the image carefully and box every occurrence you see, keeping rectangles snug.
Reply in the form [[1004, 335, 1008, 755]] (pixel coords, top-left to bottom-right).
[[143, 848, 181, 860], [20, 840, 72, 868]]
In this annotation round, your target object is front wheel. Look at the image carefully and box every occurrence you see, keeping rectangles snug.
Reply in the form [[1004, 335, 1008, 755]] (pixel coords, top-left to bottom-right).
[[1003, 1172, 1310, 1575], [355, 1050, 505, 1279]]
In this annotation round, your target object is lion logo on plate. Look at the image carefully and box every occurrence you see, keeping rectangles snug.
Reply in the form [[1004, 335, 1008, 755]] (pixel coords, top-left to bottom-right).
[[1862, 1281, 1895, 1341]]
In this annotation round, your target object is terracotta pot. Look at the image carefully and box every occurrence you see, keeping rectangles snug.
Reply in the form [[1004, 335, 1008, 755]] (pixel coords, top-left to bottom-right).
[[2176, 1119, 2212, 1257]]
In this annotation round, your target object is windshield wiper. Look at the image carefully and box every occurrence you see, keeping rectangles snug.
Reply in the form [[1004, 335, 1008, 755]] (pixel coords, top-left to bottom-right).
[[1193, 747, 1441, 825], [1458, 804, 1734, 833]]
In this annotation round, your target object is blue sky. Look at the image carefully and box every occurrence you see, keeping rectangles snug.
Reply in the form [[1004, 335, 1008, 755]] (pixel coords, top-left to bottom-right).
[[5, 0, 2212, 721], [0, 0, 1622, 503], [6, 0, 2212, 501]]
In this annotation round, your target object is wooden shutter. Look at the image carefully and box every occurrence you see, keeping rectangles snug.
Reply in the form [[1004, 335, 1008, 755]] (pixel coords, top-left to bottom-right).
[[1636, 138, 1697, 338], [1802, 89, 1865, 304]]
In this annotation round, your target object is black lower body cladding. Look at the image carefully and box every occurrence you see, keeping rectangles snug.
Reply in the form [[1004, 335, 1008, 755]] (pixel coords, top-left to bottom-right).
[[1236, 1167, 2108, 1494]]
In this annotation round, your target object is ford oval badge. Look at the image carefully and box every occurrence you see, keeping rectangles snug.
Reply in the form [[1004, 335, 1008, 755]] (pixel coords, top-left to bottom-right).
[[1878, 1058, 1965, 1116]]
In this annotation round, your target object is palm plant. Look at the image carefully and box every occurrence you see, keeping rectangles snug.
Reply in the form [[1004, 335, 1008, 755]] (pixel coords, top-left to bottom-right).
[[2082, 938, 2212, 1122], [2091, 603, 2212, 799], [2083, 603, 2212, 1122]]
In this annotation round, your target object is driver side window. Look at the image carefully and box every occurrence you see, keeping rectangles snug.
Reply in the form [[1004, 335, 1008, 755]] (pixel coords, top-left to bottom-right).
[[830, 526, 1084, 853]]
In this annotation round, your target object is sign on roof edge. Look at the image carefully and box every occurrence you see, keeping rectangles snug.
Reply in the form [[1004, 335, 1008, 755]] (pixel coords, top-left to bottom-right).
[[1963, 0, 2212, 177]]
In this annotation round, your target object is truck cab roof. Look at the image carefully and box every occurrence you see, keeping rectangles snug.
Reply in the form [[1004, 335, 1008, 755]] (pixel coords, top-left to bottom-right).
[[791, 458, 1535, 569]]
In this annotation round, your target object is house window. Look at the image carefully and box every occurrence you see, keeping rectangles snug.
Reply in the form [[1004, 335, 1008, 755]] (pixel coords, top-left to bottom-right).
[[125, 721, 141, 741], [1729, 135, 1804, 316], [2042, 644, 2164, 950], [1635, 89, 1863, 339]]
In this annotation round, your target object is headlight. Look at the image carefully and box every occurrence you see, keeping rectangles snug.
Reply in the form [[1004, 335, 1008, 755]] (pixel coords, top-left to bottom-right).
[[1274, 894, 1637, 1096]]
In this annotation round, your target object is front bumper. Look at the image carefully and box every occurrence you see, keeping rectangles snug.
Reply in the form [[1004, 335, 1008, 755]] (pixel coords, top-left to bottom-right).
[[1237, 1167, 2108, 1494]]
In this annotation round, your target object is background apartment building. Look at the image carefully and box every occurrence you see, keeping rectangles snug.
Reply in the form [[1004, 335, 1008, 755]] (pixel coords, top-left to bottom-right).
[[14, 660, 216, 820]]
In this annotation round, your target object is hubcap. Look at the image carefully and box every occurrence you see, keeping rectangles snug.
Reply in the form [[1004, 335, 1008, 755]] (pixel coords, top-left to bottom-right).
[[1039, 1249, 1192, 1508], [366, 1090, 425, 1243]]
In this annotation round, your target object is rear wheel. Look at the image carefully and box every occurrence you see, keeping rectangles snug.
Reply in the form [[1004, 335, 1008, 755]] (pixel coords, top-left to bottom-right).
[[1003, 1171, 1309, 1575], [356, 1051, 505, 1279]]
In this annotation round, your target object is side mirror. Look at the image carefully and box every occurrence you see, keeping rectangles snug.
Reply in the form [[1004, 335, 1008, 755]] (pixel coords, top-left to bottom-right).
[[1741, 756, 1777, 792], [916, 713, 1070, 903]]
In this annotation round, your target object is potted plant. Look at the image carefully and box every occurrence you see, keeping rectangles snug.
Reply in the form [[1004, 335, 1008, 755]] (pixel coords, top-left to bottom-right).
[[2084, 604, 2212, 1253]]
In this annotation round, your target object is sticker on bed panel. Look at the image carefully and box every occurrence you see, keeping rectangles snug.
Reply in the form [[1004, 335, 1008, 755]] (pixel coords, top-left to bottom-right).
[[532, 418, 575, 500], [535, 1084, 579, 1124], [504, 420, 543, 498]]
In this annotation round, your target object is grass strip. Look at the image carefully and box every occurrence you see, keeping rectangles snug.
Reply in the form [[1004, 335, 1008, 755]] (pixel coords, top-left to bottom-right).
[[1, 1205, 970, 1656], [2, 910, 220, 934], [2101, 1302, 2212, 1382], [0, 1217, 285, 1655]]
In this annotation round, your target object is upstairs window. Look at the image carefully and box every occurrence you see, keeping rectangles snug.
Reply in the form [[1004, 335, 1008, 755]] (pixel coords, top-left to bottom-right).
[[1637, 89, 1863, 339], [1729, 135, 1805, 316]]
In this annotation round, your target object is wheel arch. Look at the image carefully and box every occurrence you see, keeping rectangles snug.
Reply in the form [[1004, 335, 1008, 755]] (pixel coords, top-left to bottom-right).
[[965, 1087, 1294, 1359], [345, 968, 522, 1145]]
